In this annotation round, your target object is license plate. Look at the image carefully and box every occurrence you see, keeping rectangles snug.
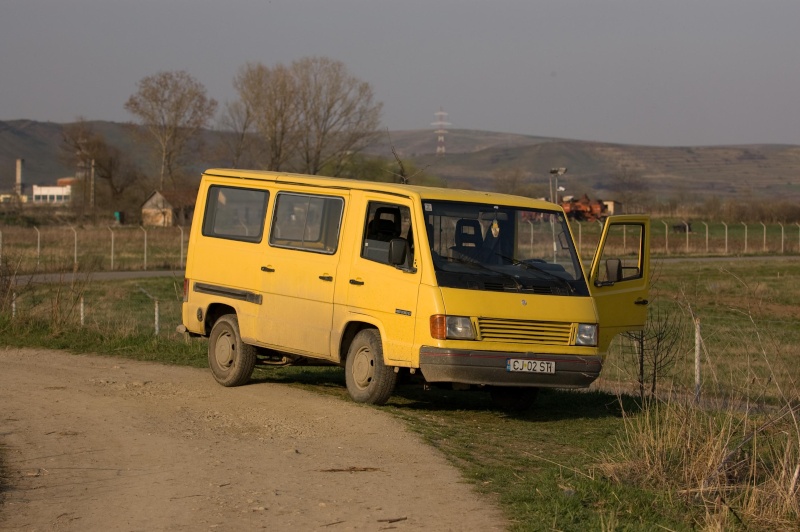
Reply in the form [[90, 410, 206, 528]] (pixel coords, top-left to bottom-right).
[[506, 359, 555, 374]]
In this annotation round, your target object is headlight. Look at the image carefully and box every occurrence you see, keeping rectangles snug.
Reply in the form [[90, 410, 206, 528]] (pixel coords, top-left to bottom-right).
[[575, 323, 598, 346], [430, 315, 476, 340]]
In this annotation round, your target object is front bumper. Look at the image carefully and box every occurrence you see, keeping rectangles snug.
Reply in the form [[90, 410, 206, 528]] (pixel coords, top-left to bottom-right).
[[419, 347, 602, 388]]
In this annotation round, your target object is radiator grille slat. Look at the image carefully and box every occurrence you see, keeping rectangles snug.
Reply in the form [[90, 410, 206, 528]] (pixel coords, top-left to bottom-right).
[[477, 318, 572, 345]]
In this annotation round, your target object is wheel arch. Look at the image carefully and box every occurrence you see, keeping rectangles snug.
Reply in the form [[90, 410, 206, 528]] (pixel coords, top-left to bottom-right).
[[338, 320, 382, 365], [204, 303, 237, 335]]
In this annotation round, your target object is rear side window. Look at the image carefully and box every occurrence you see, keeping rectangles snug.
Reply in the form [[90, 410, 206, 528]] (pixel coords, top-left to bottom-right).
[[202, 186, 269, 242], [269, 193, 344, 254]]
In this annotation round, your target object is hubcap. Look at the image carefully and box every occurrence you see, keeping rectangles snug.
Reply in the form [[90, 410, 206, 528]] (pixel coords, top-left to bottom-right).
[[214, 330, 235, 369], [352, 346, 374, 389]]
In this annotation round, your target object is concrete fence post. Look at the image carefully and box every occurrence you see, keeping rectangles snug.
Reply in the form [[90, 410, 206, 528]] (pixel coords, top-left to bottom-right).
[[702, 222, 709, 254], [107, 226, 115, 271], [741, 222, 748, 254], [34, 226, 41, 268], [722, 222, 728, 254], [139, 226, 147, 271], [70, 226, 78, 268]]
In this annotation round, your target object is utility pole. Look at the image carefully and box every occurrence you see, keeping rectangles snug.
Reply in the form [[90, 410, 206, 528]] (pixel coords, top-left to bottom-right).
[[549, 167, 567, 204]]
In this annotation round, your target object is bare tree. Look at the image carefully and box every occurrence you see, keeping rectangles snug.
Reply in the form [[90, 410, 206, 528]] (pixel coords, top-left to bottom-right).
[[232, 57, 382, 176], [60, 119, 142, 210], [233, 62, 299, 171], [215, 100, 260, 168], [124, 70, 217, 189], [623, 306, 685, 401], [293, 57, 382, 176]]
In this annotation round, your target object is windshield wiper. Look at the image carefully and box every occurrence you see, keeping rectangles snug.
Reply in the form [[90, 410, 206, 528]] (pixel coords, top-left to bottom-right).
[[495, 254, 575, 295]]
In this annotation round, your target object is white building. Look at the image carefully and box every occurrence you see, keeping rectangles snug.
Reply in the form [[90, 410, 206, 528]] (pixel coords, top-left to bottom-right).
[[32, 185, 72, 204]]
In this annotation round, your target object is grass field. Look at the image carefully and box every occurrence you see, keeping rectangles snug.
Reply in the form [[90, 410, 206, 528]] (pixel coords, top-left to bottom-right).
[[1, 258, 798, 530]]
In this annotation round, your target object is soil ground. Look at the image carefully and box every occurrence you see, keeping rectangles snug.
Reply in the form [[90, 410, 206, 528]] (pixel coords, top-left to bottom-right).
[[0, 348, 506, 531]]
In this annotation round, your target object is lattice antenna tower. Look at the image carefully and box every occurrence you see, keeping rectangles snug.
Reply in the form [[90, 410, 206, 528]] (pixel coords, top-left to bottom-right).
[[431, 107, 451, 156]]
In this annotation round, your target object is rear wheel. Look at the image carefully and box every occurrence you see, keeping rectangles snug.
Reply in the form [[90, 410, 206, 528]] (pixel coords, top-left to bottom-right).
[[345, 329, 397, 405], [489, 387, 539, 411], [208, 314, 256, 387]]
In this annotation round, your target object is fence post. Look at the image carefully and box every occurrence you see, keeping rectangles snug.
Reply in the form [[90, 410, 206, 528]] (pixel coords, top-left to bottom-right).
[[11, 291, 16, 319], [34, 226, 41, 268], [662, 220, 669, 254], [70, 226, 78, 268], [796, 222, 800, 253], [779, 223, 784, 254], [761, 222, 767, 253], [623, 224, 627, 254], [0, 229, 3, 266], [741, 222, 748, 254], [80, 295, 85, 326], [702, 222, 709, 254], [139, 226, 147, 271], [722, 222, 728, 254], [107, 226, 115, 271], [694, 318, 701, 404], [137, 286, 159, 335], [683, 221, 690, 253]]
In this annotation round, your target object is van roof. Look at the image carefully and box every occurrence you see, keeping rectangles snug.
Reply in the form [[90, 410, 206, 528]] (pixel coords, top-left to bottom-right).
[[202, 168, 559, 211]]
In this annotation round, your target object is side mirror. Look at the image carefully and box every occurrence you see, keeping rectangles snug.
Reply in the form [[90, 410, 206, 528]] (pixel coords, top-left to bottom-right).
[[605, 258, 622, 283]]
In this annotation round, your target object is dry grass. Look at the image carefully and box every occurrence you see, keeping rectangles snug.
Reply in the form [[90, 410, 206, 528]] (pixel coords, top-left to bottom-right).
[[598, 391, 799, 530]]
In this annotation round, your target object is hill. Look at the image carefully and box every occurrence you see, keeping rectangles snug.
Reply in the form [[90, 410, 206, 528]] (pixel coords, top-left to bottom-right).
[[2, 119, 799, 202]]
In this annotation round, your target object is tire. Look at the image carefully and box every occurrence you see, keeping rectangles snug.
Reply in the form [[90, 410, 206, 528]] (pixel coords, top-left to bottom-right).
[[489, 387, 539, 412], [345, 329, 397, 405], [208, 314, 256, 387]]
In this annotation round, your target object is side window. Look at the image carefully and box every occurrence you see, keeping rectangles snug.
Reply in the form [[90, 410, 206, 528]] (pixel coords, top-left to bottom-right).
[[202, 186, 269, 242], [269, 193, 344, 254], [596, 223, 644, 284], [361, 202, 414, 267]]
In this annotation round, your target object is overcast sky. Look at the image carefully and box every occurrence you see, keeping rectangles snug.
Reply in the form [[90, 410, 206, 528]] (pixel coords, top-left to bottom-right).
[[2, 0, 799, 147]]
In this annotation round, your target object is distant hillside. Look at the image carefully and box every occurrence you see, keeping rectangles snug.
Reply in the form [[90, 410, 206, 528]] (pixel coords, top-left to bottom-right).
[[2, 119, 799, 202]]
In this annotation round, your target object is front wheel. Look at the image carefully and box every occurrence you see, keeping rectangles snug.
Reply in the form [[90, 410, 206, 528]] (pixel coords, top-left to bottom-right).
[[345, 329, 397, 405], [208, 314, 256, 387]]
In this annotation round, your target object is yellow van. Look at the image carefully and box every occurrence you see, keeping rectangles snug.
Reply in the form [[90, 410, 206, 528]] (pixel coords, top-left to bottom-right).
[[181, 169, 650, 408]]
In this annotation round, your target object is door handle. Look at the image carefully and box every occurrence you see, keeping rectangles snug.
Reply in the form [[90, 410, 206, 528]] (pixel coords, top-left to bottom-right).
[[349, 279, 364, 286], [261, 266, 275, 272], [634, 298, 649, 305], [319, 275, 333, 282]]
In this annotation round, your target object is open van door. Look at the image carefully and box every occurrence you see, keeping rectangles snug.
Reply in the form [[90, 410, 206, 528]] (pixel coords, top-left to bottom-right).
[[588, 215, 650, 352]]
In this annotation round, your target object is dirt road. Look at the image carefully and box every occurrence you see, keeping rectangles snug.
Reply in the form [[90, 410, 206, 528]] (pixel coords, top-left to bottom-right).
[[0, 348, 506, 531]]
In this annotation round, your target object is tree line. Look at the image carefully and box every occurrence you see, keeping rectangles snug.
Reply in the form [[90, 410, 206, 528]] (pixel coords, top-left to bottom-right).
[[58, 56, 438, 221]]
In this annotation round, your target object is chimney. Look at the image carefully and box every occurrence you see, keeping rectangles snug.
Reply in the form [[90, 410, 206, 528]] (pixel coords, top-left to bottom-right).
[[15, 158, 24, 196]]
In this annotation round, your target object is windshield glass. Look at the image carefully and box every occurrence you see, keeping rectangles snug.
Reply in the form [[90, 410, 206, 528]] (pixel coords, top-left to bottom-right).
[[422, 200, 588, 296]]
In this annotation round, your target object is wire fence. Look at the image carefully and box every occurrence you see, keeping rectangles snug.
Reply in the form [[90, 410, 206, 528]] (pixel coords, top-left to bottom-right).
[[1, 220, 799, 275], [0, 225, 186, 274]]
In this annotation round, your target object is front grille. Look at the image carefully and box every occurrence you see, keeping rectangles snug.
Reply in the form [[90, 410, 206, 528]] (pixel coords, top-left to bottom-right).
[[477, 317, 573, 345]]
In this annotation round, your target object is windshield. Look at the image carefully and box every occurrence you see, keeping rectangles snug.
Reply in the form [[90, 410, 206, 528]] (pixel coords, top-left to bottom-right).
[[422, 200, 588, 296]]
